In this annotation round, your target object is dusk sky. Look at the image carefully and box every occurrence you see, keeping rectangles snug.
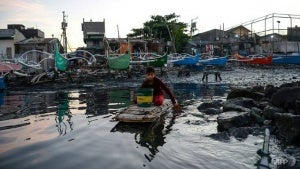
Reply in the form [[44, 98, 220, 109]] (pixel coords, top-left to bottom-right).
[[1, 0, 299, 51]]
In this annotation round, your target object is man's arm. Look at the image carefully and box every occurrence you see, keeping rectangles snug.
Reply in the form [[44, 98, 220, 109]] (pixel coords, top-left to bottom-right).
[[155, 78, 176, 104]]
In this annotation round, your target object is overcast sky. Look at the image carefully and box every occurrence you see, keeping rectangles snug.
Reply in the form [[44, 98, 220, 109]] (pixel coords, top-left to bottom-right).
[[1, 0, 299, 50]]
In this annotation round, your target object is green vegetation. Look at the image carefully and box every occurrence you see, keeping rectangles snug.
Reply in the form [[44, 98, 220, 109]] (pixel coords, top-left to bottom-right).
[[127, 13, 190, 53]]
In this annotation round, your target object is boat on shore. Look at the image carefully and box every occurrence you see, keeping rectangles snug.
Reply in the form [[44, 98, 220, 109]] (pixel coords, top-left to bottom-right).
[[272, 53, 300, 64], [233, 53, 272, 65], [107, 52, 130, 70], [168, 53, 200, 66], [130, 53, 167, 68], [198, 54, 227, 66]]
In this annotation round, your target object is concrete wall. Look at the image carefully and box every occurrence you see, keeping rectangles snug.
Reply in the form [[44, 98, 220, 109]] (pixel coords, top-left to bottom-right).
[[0, 29, 25, 59]]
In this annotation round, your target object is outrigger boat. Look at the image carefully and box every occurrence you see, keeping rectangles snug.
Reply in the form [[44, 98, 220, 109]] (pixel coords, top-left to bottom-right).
[[168, 53, 200, 66], [130, 53, 167, 68], [107, 52, 130, 70], [114, 99, 172, 123], [233, 53, 272, 65], [272, 53, 300, 64]]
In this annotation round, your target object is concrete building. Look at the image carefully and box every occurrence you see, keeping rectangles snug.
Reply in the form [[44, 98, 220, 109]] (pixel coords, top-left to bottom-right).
[[0, 28, 26, 59], [81, 19, 105, 54], [189, 27, 252, 56], [7, 24, 44, 38]]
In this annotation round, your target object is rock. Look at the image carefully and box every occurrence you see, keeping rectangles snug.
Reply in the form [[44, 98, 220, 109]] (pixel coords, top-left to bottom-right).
[[263, 105, 285, 120], [264, 84, 278, 99], [271, 86, 300, 114], [250, 107, 264, 124], [197, 100, 222, 110], [201, 108, 223, 115], [229, 127, 253, 140], [208, 132, 230, 142], [274, 113, 300, 146], [258, 101, 270, 110], [223, 97, 257, 112], [227, 88, 264, 101], [217, 111, 253, 131], [197, 100, 223, 115]]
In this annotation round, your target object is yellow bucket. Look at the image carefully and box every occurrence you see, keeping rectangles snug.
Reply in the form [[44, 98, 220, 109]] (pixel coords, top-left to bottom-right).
[[136, 88, 153, 107]]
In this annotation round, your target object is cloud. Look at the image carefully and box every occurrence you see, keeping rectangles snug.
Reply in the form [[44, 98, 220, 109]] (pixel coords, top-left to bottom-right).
[[0, 0, 57, 29]]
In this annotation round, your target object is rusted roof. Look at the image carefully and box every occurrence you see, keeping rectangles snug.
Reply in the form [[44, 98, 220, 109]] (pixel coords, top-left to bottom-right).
[[16, 38, 59, 44]]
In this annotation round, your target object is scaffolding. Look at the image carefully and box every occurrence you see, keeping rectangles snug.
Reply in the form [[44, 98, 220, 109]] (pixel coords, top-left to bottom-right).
[[226, 13, 300, 38]]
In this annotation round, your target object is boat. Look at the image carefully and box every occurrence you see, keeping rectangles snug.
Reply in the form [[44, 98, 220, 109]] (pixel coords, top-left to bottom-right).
[[272, 53, 300, 64], [114, 99, 172, 123], [234, 53, 272, 65], [149, 54, 168, 67], [169, 53, 200, 66], [107, 52, 130, 70], [130, 53, 167, 68], [198, 54, 227, 66]]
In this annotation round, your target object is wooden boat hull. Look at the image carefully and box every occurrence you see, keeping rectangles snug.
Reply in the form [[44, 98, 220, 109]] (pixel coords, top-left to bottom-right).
[[234, 54, 272, 65], [107, 53, 130, 70], [130, 54, 167, 68], [172, 54, 199, 66], [272, 54, 300, 64], [198, 56, 227, 66], [149, 54, 167, 67], [114, 99, 172, 122]]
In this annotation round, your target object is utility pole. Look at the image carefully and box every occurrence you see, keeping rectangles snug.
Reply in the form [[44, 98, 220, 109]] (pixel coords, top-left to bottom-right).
[[163, 17, 176, 53], [190, 17, 198, 37], [61, 11, 68, 53]]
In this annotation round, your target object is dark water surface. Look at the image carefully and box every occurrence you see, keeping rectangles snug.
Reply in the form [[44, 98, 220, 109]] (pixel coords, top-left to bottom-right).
[[0, 66, 299, 169]]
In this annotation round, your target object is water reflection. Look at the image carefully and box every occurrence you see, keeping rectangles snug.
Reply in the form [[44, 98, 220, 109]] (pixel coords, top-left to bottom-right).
[[55, 92, 73, 135], [111, 113, 177, 162], [172, 83, 228, 100], [108, 89, 130, 110], [0, 90, 4, 106]]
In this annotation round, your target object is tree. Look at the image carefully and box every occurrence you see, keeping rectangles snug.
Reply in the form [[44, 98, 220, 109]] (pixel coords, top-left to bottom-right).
[[127, 13, 190, 53]]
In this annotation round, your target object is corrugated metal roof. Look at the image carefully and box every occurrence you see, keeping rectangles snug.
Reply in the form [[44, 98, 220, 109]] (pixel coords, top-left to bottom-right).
[[16, 38, 58, 44], [0, 29, 15, 38]]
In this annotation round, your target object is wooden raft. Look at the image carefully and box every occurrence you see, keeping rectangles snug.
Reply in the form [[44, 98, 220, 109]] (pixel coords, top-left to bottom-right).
[[114, 99, 172, 122]]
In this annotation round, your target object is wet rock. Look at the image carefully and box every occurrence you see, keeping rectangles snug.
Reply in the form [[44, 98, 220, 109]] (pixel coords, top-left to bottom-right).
[[223, 97, 257, 112], [263, 105, 285, 120], [271, 86, 300, 114], [264, 84, 278, 99], [227, 88, 264, 101], [229, 127, 253, 140], [197, 100, 223, 115], [250, 107, 264, 124], [197, 100, 222, 110], [217, 111, 253, 131], [208, 131, 230, 142], [274, 113, 300, 146], [258, 100, 270, 110], [201, 108, 222, 115], [279, 81, 300, 88]]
